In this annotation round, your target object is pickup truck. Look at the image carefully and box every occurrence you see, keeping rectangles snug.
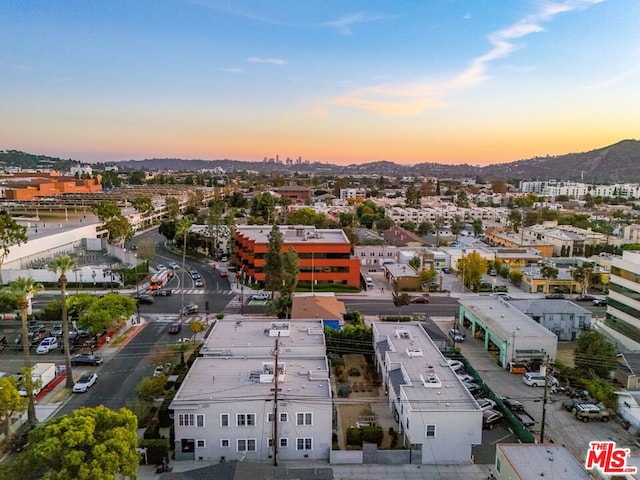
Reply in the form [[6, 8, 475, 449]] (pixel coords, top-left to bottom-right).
[[500, 396, 536, 427], [572, 403, 610, 422]]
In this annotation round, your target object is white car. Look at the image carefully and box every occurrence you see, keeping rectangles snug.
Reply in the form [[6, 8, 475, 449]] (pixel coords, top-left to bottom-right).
[[169, 262, 180, 270], [476, 398, 497, 411], [251, 292, 270, 301], [447, 359, 464, 372], [457, 373, 475, 383], [36, 337, 58, 354], [73, 372, 98, 393]]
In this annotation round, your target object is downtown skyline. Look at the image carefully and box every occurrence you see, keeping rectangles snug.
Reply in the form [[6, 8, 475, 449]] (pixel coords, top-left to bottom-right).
[[1, 0, 639, 166]]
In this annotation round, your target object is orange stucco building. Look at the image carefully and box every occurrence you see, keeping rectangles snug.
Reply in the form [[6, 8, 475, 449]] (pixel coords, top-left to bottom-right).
[[0, 172, 102, 200], [234, 225, 361, 287]]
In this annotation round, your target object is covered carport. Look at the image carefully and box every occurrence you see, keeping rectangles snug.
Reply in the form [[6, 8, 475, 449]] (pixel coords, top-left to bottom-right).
[[457, 297, 557, 370]]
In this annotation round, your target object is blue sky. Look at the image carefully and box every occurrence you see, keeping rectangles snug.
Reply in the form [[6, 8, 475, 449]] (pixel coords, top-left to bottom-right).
[[1, 0, 638, 165]]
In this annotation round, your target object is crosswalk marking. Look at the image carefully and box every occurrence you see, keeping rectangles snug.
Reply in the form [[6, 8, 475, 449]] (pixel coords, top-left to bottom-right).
[[170, 289, 235, 295]]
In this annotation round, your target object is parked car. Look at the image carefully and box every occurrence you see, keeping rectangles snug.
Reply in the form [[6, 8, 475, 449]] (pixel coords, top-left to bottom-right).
[[50, 325, 63, 337], [153, 365, 166, 377], [576, 295, 596, 302], [492, 292, 511, 300], [457, 373, 475, 383], [179, 303, 198, 315], [134, 294, 155, 305], [194, 279, 204, 287], [169, 262, 180, 270], [251, 292, 270, 301], [28, 322, 46, 334], [219, 268, 229, 277], [70, 353, 104, 366], [522, 372, 559, 387], [447, 359, 464, 372], [36, 337, 59, 354], [448, 329, 465, 342], [411, 296, 429, 304], [156, 264, 166, 271], [593, 298, 607, 306], [476, 398, 497, 412], [73, 372, 98, 393], [500, 396, 524, 412], [545, 293, 566, 299], [562, 398, 581, 412], [463, 381, 482, 394], [168, 323, 182, 334], [572, 403, 610, 422], [482, 410, 504, 430], [441, 267, 451, 274]]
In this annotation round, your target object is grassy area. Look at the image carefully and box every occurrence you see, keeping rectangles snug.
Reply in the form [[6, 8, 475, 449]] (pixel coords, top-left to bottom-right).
[[296, 282, 361, 293]]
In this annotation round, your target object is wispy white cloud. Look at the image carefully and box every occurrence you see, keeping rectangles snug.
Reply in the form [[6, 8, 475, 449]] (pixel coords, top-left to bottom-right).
[[331, 0, 605, 115], [581, 66, 640, 90], [247, 57, 287, 66], [324, 12, 395, 35]]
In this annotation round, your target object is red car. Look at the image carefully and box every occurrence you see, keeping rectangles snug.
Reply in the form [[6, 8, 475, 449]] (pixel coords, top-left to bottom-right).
[[168, 323, 182, 334], [411, 296, 429, 304]]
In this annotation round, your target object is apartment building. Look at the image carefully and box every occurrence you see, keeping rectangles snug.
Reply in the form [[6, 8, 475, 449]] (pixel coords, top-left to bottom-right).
[[385, 206, 508, 225], [234, 225, 361, 287], [373, 322, 483, 464], [607, 251, 640, 347], [171, 317, 332, 462]]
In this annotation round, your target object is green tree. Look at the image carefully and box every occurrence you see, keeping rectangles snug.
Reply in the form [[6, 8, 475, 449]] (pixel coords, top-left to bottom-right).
[[574, 331, 617, 379], [339, 212, 355, 228], [419, 268, 437, 284], [508, 209, 522, 233], [165, 196, 180, 220], [0, 376, 27, 438], [417, 221, 433, 236], [405, 185, 421, 208], [433, 216, 445, 246], [264, 224, 284, 295], [131, 196, 154, 218], [451, 214, 465, 239], [15, 405, 138, 480], [4, 276, 44, 424], [408, 256, 421, 271], [91, 200, 132, 245], [572, 263, 595, 296], [158, 220, 177, 241], [49, 254, 77, 389], [0, 210, 28, 284], [399, 220, 416, 232], [472, 219, 483, 237], [251, 192, 276, 222], [84, 293, 136, 332], [457, 251, 487, 291], [540, 265, 559, 294], [281, 247, 300, 297], [136, 375, 167, 402], [0, 290, 19, 313], [136, 240, 156, 262], [509, 269, 523, 286], [286, 208, 327, 228], [392, 292, 411, 315]]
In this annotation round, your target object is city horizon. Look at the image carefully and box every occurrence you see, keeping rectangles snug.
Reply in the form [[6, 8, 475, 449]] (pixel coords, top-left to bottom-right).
[[1, 1, 638, 166]]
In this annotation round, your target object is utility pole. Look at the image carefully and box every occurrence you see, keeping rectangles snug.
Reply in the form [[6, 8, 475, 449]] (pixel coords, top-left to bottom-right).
[[539, 356, 551, 443], [271, 335, 281, 466]]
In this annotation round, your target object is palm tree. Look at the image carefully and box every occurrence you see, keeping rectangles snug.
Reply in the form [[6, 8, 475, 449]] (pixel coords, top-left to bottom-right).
[[175, 217, 192, 365], [5, 276, 44, 425], [49, 254, 77, 389]]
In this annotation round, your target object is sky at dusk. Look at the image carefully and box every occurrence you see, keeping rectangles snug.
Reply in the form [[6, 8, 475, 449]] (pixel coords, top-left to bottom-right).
[[1, 0, 639, 165]]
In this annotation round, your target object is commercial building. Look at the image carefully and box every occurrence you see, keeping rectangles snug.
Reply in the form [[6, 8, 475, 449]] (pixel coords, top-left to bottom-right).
[[171, 317, 332, 462], [372, 322, 483, 464], [0, 172, 102, 200], [494, 444, 594, 480], [458, 297, 558, 370], [607, 251, 640, 347], [233, 225, 361, 287]]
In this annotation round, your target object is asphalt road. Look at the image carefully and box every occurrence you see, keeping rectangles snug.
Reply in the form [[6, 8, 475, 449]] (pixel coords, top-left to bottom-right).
[[342, 297, 460, 317]]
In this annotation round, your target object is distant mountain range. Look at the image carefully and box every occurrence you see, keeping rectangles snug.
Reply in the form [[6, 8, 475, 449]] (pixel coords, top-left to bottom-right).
[[3, 139, 640, 182]]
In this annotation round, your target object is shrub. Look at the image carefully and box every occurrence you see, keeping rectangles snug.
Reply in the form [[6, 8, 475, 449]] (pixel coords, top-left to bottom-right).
[[337, 383, 351, 398], [216, 312, 224, 319], [348, 367, 361, 376], [144, 417, 161, 439], [138, 439, 170, 464], [361, 426, 384, 446]]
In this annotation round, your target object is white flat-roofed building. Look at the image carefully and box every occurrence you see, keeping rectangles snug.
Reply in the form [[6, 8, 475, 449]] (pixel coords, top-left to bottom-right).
[[458, 297, 557, 369], [494, 443, 594, 480], [373, 322, 483, 464], [199, 317, 326, 358], [171, 316, 332, 462]]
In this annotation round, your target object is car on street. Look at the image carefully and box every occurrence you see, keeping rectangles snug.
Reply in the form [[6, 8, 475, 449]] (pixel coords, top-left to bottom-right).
[[448, 329, 465, 342], [522, 372, 559, 387], [220, 256, 228, 262], [251, 292, 270, 301], [73, 372, 98, 393], [593, 298, 607, 306], [411, 296, 429, 304], [492, 292, 511, 300], [36, 337, 59, 354], [51, 324, 63, 337], [190, 270, 201, 279], [70, 353, 104, 366], [179, 303, 198, 315], [134, 294, 155, 304], [169, 262, 180, 270], [441, 267, 451, 274], [545, 293, 566, 299], [194, 279, 204, 287], [28, 322, 46, 334], [219, 268, 229, 277], [168, 323, 182, 334], [156, 264, 166, 271], [576, 295, 596, 302]]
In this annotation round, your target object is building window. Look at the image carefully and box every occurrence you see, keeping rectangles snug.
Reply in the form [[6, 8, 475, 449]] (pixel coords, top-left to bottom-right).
[[221, 439, 230, 448], [178, 414, 194, 427], [268, 438, 273, 447], [220, 414, 229, 427], [279, 412, 288, 422], [280, 438, 288, 448], [237, 439, 256, 452], [296, 437, 313, 450], [267, 413, 274, 422], [425, 424, 436, 437], [196, 439, 206, 448], [196, 414, 205, 427], [237, 413, 256, 427], [296, 412, 313, 426]]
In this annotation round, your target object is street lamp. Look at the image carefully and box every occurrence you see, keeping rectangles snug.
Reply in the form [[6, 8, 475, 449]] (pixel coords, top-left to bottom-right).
[[79, 272, 83, 291]]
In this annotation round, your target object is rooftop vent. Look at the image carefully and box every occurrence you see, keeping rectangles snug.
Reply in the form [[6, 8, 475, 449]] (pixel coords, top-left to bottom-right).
[[420, 373, 442, 388]]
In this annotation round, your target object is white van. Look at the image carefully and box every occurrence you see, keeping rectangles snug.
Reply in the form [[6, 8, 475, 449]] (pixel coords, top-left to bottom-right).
[[522, 372, 558, 387], [365, 277, 375, 288]]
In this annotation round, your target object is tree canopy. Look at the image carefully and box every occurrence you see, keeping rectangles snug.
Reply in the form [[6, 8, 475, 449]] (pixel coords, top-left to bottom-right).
[[457, 251, 487, 290], [0, 210, 28, 284], [574, 331, 617, 379], [12, 405, 139, 480]]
